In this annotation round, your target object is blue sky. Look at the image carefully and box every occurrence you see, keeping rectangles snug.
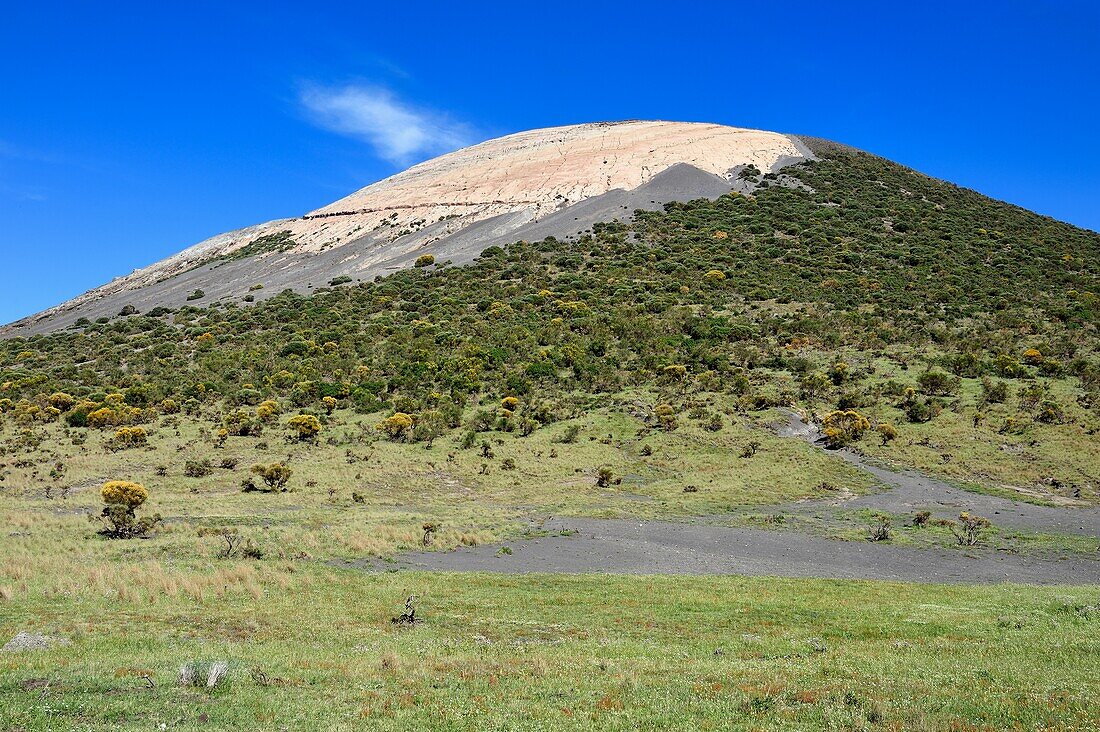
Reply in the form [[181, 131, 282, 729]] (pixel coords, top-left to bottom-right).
[[2, 1, 1098, 325]]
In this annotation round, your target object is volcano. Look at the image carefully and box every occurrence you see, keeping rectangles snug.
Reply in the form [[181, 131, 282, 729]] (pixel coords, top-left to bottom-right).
[[3, 121, 818, 335]]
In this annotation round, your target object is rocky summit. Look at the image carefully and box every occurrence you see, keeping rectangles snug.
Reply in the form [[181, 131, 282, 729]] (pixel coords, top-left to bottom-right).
[[4, 121, 817, 335]]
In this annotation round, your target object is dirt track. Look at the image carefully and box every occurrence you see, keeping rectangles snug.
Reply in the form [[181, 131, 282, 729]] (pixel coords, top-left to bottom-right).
[[376, 517, 1098, 585], [771, 409, 1100, 536], [361, 410, 1099, 585]]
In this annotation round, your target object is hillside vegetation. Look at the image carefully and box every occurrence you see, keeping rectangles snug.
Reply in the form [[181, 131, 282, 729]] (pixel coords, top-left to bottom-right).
[[2, 141, 1097, 500]]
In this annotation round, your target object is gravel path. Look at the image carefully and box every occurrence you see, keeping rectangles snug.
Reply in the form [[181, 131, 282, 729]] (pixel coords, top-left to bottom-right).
[[358, 409, 1098, 585], [771, 408, 1100, 536], [371, 517, 1097, 584]]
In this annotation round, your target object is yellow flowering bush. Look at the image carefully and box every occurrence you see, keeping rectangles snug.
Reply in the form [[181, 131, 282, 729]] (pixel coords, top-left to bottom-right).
[[1022, 348, 1043, 365], [655, 404, 678, 431], [110, 426, 147, 449], [821, 410, 871, 448], [99, 481, 159, 538], [376, 412, 414, 440], [287, 414, 322, 440], [256, 400, 281, 422], [101, 480, 148, 509]]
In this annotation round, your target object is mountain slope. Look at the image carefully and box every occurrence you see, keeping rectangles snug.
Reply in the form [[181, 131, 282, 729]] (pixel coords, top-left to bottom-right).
[[2, 134, 1098, 501], [3, 121, 815, 336]]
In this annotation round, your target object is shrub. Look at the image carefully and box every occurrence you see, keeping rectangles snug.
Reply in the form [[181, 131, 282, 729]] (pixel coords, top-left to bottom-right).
[[595, 466, 615, 487], [912, 511, 931, 527], [946, 352, 984, 377], [206, 528, 263, 559], [1038, 358, 1063, 377], [235, 388, 262, 406], [900, 388, 940, 423], [867, 515, 892, 542], [376, 412, 414, 440], [800, 372, 831, 400], [48, 392, 75, 411], [993, 354, 1027, 379], [287, 414, 322, 441], [662, 364, 688, 381], [224, 409, 263, 437], [980, 377, 1009, 404], [828, 361, 850, 385], [820, 410, 871, 448], [557, 424, 581, 444], [186, 289, 205, 301], [836, 391, 873, 410], [1035, 400, 1065, 424], [109, 426, 148, 449], [256, 400, 281, 422], [98, 481, 160, 538], [184, 459, 213, 478], [1021, 348, 1043, 365], [949, 512, 992, 546], [917, 370, 960, 396], [655, 404, 678, 431], [322, 396, 337, 414], [877, 423, 898, 445], [102, 480, 148, 508], [86, 407, 116, 428], [249, 463, 292, 492], [411, 409, 448, 444], [414, 254, 435, 268]]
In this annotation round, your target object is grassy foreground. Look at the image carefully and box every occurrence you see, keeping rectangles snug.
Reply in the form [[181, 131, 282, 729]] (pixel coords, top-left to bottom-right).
[[2, 401, 1097, 730], [2, 567, 1098, 731]]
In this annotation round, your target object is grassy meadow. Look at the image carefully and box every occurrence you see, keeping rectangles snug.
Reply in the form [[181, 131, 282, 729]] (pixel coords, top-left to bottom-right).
[[2, 400, 1098, 730], [2, 568, 1099, 730]]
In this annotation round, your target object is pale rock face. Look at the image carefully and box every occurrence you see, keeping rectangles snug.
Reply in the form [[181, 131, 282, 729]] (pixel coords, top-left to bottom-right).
[[5, 121, 810, 334], [276, 121, 805, 251]]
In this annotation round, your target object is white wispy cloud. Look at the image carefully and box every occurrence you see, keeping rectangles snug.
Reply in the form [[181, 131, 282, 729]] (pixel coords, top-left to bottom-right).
[[299, 84, 476, 165]]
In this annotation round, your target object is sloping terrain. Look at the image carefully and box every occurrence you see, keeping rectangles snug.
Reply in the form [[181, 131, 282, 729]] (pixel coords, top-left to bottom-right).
[[2, 125, 1099, 730], [3, 121, 814, 336], [386, 409, 1100, 583]]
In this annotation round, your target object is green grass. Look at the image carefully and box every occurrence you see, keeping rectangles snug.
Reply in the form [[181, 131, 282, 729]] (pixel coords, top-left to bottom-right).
[[2, 400, 1096, 730], [850, 374, 1100, 504], [0, 399, 873, 565], [2, 568, 1098, 730]]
